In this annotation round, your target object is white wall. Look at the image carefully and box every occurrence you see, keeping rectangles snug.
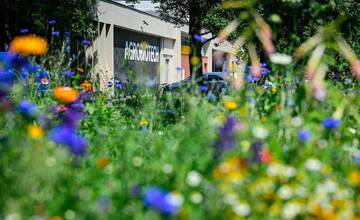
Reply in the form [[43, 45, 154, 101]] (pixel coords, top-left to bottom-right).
[[92, 0, 182, 89]]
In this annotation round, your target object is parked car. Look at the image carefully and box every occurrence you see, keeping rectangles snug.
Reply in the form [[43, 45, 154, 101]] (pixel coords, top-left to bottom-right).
[[162, 72, 232, 94]]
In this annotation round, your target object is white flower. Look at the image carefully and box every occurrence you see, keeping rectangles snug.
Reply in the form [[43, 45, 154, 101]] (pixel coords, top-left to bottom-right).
[[190, 192, 203, 204], [132, 157, 143, 167], [278, 185, 293, 200], [252, 126, 269, 139], [233, 202, 251, 216], [305, 158, 322, 171], [269, 53, 293, 65], [186, 171, 202, 187], [165, 192, 184, 207], [349, 128, 356, 134], [284, 166, 297, 178], [282, 202, 302, 219], [291, 116, 303, 127], [5, 213, 21, 220], [162, 164, 173, 174]]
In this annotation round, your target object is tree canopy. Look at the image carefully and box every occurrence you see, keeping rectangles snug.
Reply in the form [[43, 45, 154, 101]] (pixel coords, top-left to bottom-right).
[[0, 0, 98, 50]]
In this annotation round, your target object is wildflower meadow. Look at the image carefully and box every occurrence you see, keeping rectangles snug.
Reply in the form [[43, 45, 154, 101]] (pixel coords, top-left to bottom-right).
[[1, 0, 360, 219]]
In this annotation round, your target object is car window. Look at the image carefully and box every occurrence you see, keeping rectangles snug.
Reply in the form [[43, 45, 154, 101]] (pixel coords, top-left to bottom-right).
[[206, 75, 223, 81]]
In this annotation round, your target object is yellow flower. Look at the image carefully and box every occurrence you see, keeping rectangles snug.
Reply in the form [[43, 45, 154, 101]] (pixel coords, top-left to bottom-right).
[[348, 171, 360, 185], [224, 100, 237, 110], [50, 216, 63, 220], [27, 125, 44, 139], [271, 87, 278, 93], [53, 87, 79, 103], [238, 107, 248, 117], [140, 118, 149, 127], [10, 35, 48, 56], [97, 158, 111, 170]]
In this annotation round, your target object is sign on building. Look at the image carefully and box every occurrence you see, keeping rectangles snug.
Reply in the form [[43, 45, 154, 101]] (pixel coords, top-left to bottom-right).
[[114, 27, 160, 83]]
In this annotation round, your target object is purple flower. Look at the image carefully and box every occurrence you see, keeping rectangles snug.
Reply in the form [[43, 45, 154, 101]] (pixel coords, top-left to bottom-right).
[[215, 116, 240, 154], [260, 67, 270, 75], [354, 152, 360, 164], [249, 141, 262, 163], [64, 31, 71, 35], [260, 63, 267, 67], [63, 71, 75, 77], [143, 187, 180, 215], [175, 67, 182, 71], [81, 39, 91, 45], [49, 19, 56, 25], [224, 68, 229, 73], [17, 100, 38, 117], [52, 31, 60, 36], [321, 118, 340, 129], [50, 126, 87, 156], [20, 29, 29, 34], [298, 129, 311, 142], [193, 34, 206, 43]]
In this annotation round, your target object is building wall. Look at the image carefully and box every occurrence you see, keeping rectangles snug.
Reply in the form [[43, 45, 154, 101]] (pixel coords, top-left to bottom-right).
[[91, 0, 182, 90]]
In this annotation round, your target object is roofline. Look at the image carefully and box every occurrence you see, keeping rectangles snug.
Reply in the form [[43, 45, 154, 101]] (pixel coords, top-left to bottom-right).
[[101, 0, 162, 20]]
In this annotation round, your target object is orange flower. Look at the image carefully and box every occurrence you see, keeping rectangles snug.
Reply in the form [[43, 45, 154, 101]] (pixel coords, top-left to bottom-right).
[[10, 35, 48, 56], [81, 80, 93, 92], [77, 67, 85, 73], [97, 158, 111, 169], [53, 87, 79, 103]]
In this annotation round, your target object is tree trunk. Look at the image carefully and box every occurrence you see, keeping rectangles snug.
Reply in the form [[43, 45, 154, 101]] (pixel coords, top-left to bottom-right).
[[188, 2, 203, 80]]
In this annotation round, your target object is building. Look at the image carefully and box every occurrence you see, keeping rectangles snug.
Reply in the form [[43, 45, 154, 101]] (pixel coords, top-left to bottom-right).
[[89, 0, 238, 90]]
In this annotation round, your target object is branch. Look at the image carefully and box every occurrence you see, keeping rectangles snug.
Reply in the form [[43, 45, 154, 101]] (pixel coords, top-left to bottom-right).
[[203, 35, 217, 44], [200, 31, 212, 36]]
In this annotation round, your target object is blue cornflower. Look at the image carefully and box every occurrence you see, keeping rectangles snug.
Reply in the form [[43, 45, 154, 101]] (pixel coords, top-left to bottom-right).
[[81, 39, 91, 45], [193, 34, 206, 43], [17, 100, 38, 117], [322, 118, 340, 129], [248, 97, 256, 103], [298, 129, 311, 142], [199, 85, 208, 92], [64, 46, 71, 53], [49, 19, 56, 25], [0, 70, 17, 86], [50, 126, 87, 156], [115, 80, 123, 88], [20, 29, 29, 34], [175, 67, 182, 71], [260, 63, 267, 67], [63, 71, 75, 77], [52, 31, 60, 36], [207, 91, 216, 102], [224, 68, 229, 73], [143, 187, 180, 215], [64, 31, 70, 35]]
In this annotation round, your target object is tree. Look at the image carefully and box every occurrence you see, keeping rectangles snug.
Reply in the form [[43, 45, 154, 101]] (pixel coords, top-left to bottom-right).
[[126, 0, 237, 79], [0, 0, 98, 51]]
